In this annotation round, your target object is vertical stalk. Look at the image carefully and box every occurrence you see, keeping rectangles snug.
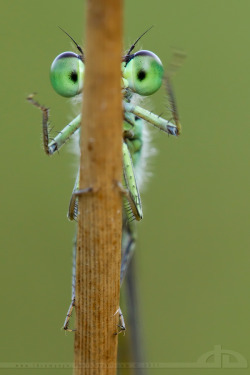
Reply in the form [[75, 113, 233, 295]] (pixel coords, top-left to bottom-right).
[[74, 1, 123, 374]]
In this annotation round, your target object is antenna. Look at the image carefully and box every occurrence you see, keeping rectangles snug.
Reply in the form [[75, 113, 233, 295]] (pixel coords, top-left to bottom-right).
[[123, 25, 154, 63], [58, 26, 84, 56]]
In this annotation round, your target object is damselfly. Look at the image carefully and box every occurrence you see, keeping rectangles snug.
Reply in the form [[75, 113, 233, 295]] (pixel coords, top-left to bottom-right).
[[27, 28, 182, 333]]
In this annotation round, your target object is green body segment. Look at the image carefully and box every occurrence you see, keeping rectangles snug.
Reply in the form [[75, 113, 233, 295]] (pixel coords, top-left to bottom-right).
[[123, 116, 143, 166]]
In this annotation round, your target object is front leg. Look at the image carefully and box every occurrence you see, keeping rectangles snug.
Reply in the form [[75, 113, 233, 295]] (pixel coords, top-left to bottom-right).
[[27, 93, 81, 155], [27, 94, 51, 155]]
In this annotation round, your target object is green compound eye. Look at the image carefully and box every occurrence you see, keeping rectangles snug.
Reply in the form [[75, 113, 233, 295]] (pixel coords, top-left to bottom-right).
[[123, 50, 164, 96], [50, 52, 84, 97]]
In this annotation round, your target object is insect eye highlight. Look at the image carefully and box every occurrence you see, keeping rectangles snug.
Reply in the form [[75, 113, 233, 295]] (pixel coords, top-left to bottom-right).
[[123, 50, 164, 96], [50, 52, 84, 97]]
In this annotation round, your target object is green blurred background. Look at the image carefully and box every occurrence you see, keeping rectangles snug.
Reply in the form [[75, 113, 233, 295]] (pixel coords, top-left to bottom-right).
[[1, 0, 250, 374]]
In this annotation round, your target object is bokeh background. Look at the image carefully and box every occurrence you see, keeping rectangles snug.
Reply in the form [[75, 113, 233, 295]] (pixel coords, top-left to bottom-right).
[[1, 0, 250, 374]]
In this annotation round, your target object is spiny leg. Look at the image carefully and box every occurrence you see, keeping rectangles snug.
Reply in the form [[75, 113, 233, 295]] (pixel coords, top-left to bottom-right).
[[27, 93, 81, 155], [122, 141, 143, 221], [164, 62, 183, 134], [27, 94, 50, 155], [67, 170, 80, 221], [67, 168, 94, 221], [68, 186, 94, 221]]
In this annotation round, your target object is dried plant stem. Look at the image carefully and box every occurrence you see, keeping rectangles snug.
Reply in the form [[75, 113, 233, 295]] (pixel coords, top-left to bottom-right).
[[74, 1, 123, 374]]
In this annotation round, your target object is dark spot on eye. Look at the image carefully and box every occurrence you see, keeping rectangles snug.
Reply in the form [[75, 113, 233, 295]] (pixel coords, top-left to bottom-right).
[[137, 70, 146, 81], [70, 71, 78, 83]]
